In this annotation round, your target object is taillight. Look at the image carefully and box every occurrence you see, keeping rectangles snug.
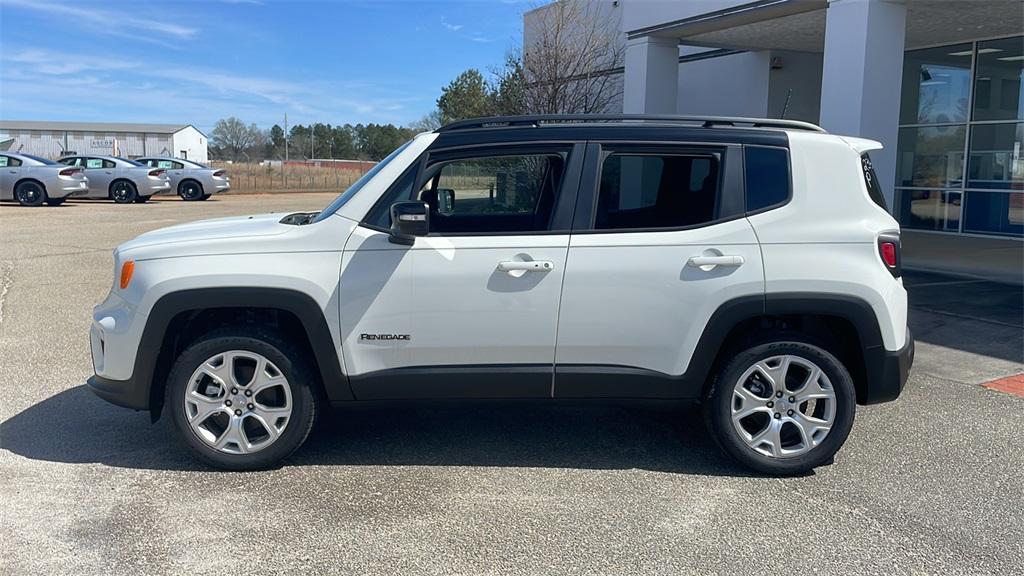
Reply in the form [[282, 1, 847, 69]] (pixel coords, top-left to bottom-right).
[[877, 234, 901, 278], [149, 169, 165, 177], [58, 167, 81, 176], [213, 170, 227, 177]]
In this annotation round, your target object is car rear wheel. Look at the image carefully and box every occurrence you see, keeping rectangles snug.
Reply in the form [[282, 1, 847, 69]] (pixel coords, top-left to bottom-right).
[[166, 327, 318, 470], [179, 181, 204, 201], [14, 181, 46, 207], [110, 180, 137, 204], [703, 337, 855, 475], [199, 193, 211, 201]]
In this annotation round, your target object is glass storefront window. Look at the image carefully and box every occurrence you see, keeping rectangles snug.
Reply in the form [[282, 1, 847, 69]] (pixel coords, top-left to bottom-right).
[[896, 125, 966, 188], [967, 122, 1024, 190], [896, 36, 1023, 238], [900, 43, 973, 124], [897, 189, 962, 232], [973, 36, 1024, 122], [963, 191, 1024, 236]]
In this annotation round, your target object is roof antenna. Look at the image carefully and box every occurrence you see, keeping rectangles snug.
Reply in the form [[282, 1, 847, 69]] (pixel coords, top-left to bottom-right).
[[780, 88, 793, 119]]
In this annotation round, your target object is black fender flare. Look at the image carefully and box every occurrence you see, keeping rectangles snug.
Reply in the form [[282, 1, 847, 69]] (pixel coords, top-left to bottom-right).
[[136, 287, 351, 414], [688, 292, 890, 403]]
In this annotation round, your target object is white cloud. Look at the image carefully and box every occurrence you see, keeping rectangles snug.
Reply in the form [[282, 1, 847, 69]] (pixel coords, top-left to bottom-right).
[[5, 49, 139, 75], [1, 0, 199, 43], [0, 47, 418, 128], [441, 17, 463, 32]]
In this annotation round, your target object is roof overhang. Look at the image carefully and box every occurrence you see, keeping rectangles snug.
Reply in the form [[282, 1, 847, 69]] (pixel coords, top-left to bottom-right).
[[629, 0, 1023, 53], [626, 0, 826, 41]]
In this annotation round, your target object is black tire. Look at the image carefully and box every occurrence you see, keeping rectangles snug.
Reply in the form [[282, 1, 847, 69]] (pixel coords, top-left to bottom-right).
[[110, 180, 137, 204], [166, 326, 318, 471], [134, 194, 151, 203], [45, 196, 67, 206], [703, 336, 856, 476], [179, 180, 205, 201], [198, 193, 211, 201], [14, 181, 47, 207]]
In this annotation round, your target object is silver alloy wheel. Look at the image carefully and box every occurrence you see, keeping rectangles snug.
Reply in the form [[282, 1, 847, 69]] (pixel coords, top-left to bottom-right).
[[730, 354, 837, 459], [184, 350, 293, 455]]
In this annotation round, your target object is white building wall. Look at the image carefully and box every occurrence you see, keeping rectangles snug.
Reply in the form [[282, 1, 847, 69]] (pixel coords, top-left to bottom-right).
[[767, 50, 824, 123], [677, 50, 772, 117], [172, 126, 208, 163]]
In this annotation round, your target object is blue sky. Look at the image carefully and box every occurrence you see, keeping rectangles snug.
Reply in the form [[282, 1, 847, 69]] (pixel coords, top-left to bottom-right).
[[0, 0, 528, 133]]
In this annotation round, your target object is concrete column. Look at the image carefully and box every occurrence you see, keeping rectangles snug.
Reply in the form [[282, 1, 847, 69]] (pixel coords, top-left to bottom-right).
[[819, 0, 906, 209], [623, 36, 679, 114]]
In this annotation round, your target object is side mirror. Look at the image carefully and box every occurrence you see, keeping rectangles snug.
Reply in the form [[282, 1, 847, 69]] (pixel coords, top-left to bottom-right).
[[389, 201, 429, 245], [436, 187, 455, 215]]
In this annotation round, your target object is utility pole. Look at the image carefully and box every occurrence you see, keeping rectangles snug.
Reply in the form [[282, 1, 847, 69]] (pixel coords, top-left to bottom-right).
[[310, 124, 315, 160], [284, 113, 289, 162]]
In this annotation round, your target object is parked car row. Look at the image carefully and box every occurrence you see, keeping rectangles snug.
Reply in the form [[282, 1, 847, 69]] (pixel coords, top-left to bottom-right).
[[0, 152, 230, 206]]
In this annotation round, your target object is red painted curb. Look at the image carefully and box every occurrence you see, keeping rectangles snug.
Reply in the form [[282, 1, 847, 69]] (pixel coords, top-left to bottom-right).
[[982, 374, 1024, 398]]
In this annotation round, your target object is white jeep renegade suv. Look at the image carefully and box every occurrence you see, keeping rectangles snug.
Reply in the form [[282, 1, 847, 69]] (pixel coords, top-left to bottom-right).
[[88, 115, 914, 475]]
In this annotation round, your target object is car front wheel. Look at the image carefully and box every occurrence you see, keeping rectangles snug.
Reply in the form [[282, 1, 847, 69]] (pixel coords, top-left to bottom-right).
[[166, 327, 318, 470], [704, 338, 856, 475]]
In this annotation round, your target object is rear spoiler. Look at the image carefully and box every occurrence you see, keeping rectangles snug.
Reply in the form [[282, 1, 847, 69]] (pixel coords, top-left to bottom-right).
[[839, 136, 883, 155]]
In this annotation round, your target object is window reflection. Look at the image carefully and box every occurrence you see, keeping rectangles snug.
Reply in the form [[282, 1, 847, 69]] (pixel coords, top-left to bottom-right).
[[900, 44, 972, 124], [963, 191, 1024, 236], [973, 36, 1024, 122], [896, 125, 966, 188], [967, 122, 1024, 190], [897, 190, 962, 231]]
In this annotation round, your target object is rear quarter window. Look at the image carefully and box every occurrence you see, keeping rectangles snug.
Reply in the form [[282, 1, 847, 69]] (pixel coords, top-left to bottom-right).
[[744, 146, 790, 212], [861, 153, 888, 211]]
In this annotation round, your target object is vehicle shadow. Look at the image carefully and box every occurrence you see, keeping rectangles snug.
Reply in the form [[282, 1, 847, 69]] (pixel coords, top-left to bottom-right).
[[0, 384, 755, 477]]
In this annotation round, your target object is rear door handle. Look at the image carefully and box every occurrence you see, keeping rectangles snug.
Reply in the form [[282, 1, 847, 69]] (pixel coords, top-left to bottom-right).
[[687, 255, 745, 267], [498, 260, 554, 273]]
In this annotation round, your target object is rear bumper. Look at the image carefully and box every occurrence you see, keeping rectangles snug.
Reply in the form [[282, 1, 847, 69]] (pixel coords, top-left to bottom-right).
[[87, 374, 148, 410], [862, 327, 914, 404]]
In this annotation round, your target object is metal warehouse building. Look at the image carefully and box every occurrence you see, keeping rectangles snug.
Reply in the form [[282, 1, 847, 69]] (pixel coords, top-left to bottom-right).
[[0, 120, 208, 164]]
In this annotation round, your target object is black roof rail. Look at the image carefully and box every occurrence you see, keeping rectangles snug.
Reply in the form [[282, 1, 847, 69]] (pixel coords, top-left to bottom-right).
[[437, 114, 826, 133]]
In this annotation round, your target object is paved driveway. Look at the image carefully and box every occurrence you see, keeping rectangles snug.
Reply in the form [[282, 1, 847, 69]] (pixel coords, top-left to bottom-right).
[[2, 195, 1022, 575]]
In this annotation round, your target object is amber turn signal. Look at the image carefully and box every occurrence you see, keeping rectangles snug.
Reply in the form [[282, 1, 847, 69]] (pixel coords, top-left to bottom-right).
[[120, 261, 135, 290]]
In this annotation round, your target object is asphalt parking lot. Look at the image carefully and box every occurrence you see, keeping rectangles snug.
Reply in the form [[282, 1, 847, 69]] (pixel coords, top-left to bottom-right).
[[2, 194, 1022, 575]]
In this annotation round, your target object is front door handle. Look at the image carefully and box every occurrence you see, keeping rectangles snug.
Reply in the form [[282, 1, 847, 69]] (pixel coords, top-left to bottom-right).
[[687, 255, 745, 268], [498, 260, 554, 273]]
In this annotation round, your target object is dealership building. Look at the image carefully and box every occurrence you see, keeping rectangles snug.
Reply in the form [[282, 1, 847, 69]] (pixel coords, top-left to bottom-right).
[[0, 121, 208, 164], [527, 0, 1023, 282]]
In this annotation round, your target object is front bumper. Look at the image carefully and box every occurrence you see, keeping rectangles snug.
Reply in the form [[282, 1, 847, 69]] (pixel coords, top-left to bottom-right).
[[87, 374, 149, 410], [862, 328, 914, 404]]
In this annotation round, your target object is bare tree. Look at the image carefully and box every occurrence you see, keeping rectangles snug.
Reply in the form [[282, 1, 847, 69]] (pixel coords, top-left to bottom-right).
[[522, 0, 625, 114], [211, 117, 262, 161]]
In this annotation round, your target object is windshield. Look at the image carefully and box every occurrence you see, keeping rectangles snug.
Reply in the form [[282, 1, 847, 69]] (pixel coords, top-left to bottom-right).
[[21, 154, 57, 165], [311, 139, 414, 223]]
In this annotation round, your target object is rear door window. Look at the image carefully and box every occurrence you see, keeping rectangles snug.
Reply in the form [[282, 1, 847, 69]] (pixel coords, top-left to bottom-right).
[[595, 152, 721, 230]]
